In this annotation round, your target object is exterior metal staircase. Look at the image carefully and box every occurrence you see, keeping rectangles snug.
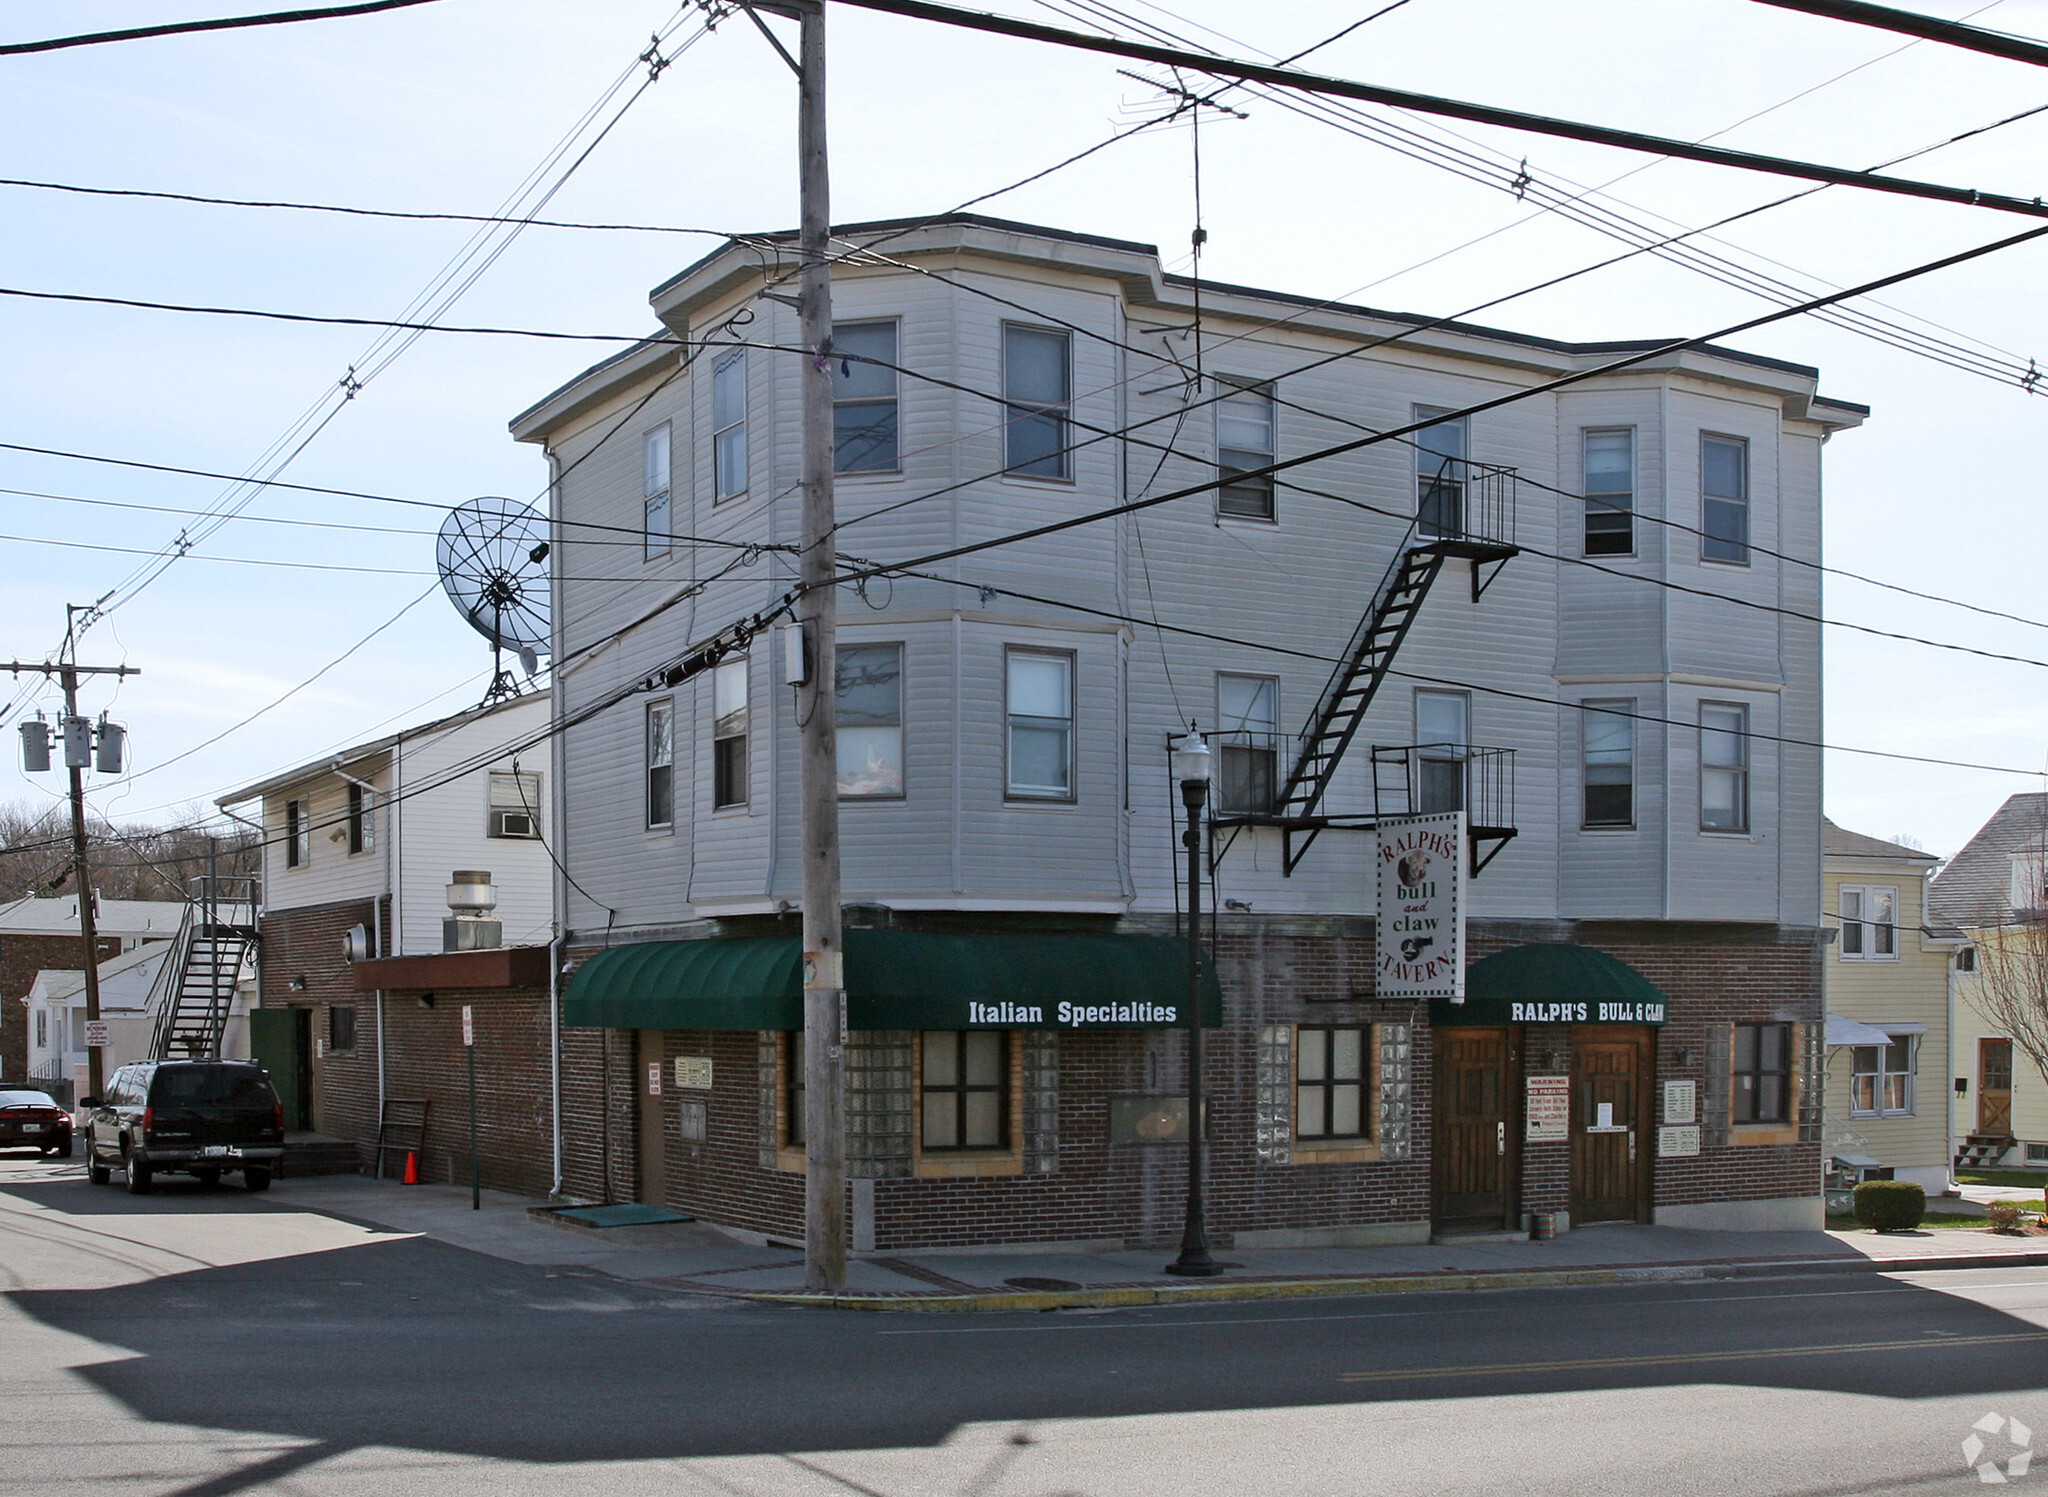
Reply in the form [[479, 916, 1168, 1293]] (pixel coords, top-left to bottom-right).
[[1214, 467, 1520, 876], [149, 876, 259, 1061]]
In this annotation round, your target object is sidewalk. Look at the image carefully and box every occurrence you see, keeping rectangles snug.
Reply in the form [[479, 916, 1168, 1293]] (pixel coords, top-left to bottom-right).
[[280, 1174, 2048, 1313]]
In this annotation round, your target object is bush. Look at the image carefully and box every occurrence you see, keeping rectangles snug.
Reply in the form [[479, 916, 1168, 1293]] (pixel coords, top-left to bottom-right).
[[1988, 1200, 2026, 1233], [1853, 1179, 1926, 1232]]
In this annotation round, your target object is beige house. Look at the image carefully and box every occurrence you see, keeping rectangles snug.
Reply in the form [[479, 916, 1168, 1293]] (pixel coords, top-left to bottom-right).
[[1930, 793, 2048, 1170], [1822, 820, 1956, 1195]]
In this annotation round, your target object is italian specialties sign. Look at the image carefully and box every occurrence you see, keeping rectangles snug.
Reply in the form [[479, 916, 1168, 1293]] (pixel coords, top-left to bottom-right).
[[1376, 811, 1466, 1000]]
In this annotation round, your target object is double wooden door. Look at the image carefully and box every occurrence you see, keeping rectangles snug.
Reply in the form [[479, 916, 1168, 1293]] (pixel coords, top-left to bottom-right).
[[1571, 1028, 1653, 1225], [1433, 1028, 1520, 1230]]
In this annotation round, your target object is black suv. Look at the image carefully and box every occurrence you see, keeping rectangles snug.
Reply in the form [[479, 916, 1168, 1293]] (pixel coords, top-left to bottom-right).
[[83, 1060, 287, 1193]]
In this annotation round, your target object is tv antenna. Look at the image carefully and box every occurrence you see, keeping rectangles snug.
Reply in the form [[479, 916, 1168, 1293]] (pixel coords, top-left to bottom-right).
[[435, 496, 550, 702]]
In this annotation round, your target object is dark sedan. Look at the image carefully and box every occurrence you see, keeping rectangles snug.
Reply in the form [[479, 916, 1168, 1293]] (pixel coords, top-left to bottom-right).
[[0, 1090, 74, 1156]]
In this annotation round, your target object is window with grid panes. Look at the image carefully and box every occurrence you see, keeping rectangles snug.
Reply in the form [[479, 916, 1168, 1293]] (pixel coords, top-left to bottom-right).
[[1839, 885, 1898, 959], [1296, 1027, 1369, 1139], [1850, 1035, 1915, 1116], [921, 1030, 1007, 1150], [1734, 1022, 1791, 1123]]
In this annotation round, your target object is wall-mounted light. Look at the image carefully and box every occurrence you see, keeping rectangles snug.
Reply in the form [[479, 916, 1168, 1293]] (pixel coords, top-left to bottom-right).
[[1673, 1045, 1696, 1068], [288, 975, 308, 993], [418, 992, 436, 1009]]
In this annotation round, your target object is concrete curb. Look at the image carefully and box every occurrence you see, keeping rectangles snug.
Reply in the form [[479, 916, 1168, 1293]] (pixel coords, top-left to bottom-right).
[[736, 1247, 2048, 1313]]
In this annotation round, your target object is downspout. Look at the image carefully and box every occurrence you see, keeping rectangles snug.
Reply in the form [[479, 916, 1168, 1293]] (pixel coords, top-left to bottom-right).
[[550, 929, 564, 1198], [545, 445, 567, 1200]]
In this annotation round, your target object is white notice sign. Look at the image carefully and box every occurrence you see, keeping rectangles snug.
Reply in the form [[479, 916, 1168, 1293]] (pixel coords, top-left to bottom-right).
[[1375, 811, 1466, 1000], [1659, 1125, 1701, 1158], [1525, 1075, 1570, 1142], [674, 1056, 713, 1090], [646, 1061, 662, 1096], [1664, 1079, 1697, 1125], [461, 1005, 473, 1047], [83, 1021, 110, 1049]]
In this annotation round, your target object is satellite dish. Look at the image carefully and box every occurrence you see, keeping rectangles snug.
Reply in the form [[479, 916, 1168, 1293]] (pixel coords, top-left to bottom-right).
[[436, 496, 550, 700]]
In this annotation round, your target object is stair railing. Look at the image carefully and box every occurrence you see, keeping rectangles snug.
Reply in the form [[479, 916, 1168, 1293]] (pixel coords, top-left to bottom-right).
[[146, 902, 200, 1061]]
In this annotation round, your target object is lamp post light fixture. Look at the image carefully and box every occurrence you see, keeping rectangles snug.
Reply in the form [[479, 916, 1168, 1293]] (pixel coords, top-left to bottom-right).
[[1166, 728, 1221, 1278]]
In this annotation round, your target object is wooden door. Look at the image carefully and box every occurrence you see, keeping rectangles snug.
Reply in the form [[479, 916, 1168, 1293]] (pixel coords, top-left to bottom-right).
[[637, 1030, 667, 1206], [1433, 1028, 1519, 1230], [1572, 1029, 1653, 1224], [1981, 1038, 2015, 1135]]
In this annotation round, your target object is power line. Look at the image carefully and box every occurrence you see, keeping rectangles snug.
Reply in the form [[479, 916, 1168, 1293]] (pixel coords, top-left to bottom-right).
[[0, 0, 443, 57], [1748, 0, 2048, 68], [829, 0, 2048, 220]]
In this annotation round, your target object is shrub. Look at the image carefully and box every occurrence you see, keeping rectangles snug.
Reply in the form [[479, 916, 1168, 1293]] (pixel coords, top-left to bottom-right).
[[1988, 1200, 2026, 1233], [1853, 1179, 1926, 1232]]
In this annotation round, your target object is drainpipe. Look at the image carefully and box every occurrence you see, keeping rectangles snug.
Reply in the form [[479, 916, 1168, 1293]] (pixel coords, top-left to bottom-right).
[[550, 929, 564, 1198]]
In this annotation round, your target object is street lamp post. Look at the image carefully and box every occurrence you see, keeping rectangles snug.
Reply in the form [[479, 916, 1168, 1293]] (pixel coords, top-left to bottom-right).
[[1166, 728, 1221, 1278]]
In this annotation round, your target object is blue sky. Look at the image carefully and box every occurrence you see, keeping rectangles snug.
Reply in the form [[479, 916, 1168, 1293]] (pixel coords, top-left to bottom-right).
[[3, 0, 2045, 857]]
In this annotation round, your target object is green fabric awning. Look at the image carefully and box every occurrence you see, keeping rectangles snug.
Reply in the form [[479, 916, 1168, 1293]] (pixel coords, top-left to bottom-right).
[[563, 928, 1222, 1031], [1431, 943, 1668, 1026]]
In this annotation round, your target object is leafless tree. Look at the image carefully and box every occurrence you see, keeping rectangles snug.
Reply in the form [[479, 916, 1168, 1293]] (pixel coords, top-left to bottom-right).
[[0, 799, 258, 904]]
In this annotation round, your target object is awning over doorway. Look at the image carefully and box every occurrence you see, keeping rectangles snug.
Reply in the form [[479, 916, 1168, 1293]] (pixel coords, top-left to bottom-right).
[[1826, 1013, 1901, 1047], [1430, 943, 1669, 1026], [562, 928, 1222, 1032]]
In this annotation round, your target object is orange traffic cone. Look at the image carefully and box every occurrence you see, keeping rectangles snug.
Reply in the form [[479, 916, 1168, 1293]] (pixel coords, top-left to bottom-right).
[[402, 1151, 419, 1185]]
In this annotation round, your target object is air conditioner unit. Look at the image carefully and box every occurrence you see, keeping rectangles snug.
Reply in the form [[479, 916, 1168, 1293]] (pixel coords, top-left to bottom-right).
[[490, 809, 539, 839]]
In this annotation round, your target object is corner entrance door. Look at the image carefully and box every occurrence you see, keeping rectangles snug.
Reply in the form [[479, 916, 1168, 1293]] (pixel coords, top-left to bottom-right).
[[637, 1030, 667, 1207], [1433, 1028, 1519, 1231], [1981, 1038, 2015, 1134], [1572, 1027, 1653, 1224]]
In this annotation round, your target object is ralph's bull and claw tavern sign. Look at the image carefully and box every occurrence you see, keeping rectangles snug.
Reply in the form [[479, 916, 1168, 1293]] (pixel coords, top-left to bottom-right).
[[1375, 811, 1466, 1001]]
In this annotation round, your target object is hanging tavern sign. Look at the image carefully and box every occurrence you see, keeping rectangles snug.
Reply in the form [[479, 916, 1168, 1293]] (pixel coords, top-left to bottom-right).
[[1376, 811, 1466, 1001]]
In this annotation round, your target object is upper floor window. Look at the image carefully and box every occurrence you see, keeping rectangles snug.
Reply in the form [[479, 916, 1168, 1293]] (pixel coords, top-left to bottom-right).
[[1840, 885, 1898, 959], [1006, 648, 1073, 800], [285, 799, 308, 868], [837, 643, 903, 798], [1583, 427, 1634, 556], [487, 770, 542, 840], [712, 351, 747, 500], [712, 658, 748, 809], [1733, 1021, 1791, 1124], [833, 321, 899, 473], [643, 423, 671, 558], [646, 700, 674, 828], [1414, 407, 1467, 539], [1217, 381, 1276, 520], [1414, 690, 1468, 815], [1701, 435, 1749, 564], [1956, 946, 1978, 974], [1699, 703, 1749, 833], [345, 782, 374, 856], [921, 1030, 1007, 1151], [1003, 325, 1071, 480], [1582, 700, 1635, 830], [1850, 1034, 1915, 1117], [1216, 673, 1278, 815]]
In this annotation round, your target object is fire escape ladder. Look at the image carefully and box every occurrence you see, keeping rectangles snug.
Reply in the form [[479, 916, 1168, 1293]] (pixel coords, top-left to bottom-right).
[[149, 877, 258, 1061]]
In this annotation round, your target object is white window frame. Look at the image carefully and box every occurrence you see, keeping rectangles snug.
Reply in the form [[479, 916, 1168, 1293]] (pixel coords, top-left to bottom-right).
[[1839, 885, 1900, 960], [832, 319, 901, 475], [1215, 672, 1278, 815], [486, 770, 543, 840], [645, 699, 674, 829], [836, 641, 905, 799], [1701, 433, 1750, 566], [712, 657, 749, 811], [1005, 647, 1075, 802], [643, 422, 672, 558], [1582, 426, 1635, 557], [1581, 699, 1636, 831], [285, 798, 308, 869], [1002, 323, 1073, 482], [1216, 379, 1277, 521], [1413, 405, 1467, 540], [1699, 702, 1750, 834], [712, 350, 748, 502], [1413, 689, 1469, 816], [1849, 1033, 1917, 1118]]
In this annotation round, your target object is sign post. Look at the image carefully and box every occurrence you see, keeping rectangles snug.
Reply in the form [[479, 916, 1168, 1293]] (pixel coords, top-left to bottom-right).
[[463, 1005, 478, 1211], [1374, 811, 1466, 1001]]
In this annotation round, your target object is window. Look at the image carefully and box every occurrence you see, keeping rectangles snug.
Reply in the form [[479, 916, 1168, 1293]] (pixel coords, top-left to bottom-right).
[[2029, 1141, 2048, 1165], [1414, 407, 1467, 538], [1701, 435, 1749, 563], [1414, 690, 1469, 814], [837, 643, 903, 797], [346, 782, 373, 855], [1582, 700, 1635, 829], [1840, 886, 1899, 959], [1957, 946, 1978, 974], [1217, 381, 1276, 519], [712, 350, 747, 500], [1700, 704, 1749, 832], [285, 799, 308, 868], [33, 1009, 45, 1051], [921, 1030, 1007, 1150], [1850, 1034, 1915, 1117], [1005, 649, 1073, 799], [1003, 325, 1071, 479], [1583, 428, 1634, 556], [712, 658, 748, 809], [487, 770, 542, 839], [1217, 674, 1278, 815], [641, 422, 672, 558], [645, 700, 674, 828], [1296, 1027, 1369, 1140], [1733, 1022, 1791, 1123], [833, 321, 899, 473], [328, 1004, 357, 1054], [786, 1036, 804, 1147]]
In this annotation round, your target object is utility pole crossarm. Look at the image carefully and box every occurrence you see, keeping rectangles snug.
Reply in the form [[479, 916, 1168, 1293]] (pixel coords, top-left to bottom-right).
[[3, 662, 140, 677]]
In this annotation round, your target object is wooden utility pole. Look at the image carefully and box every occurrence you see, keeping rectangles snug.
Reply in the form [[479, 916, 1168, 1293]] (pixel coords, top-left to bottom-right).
[[5, 648, 139, 1103], [793, 0, 846, 1294]]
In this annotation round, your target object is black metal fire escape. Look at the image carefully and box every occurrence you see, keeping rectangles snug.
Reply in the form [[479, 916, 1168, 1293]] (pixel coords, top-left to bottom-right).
[[149, 875, 259, 1061]]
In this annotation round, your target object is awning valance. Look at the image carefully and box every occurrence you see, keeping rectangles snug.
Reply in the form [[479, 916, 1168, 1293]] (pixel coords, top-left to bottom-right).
[[563, 928, 1222, 1031], [1431, 943, 1669, 1026], [1826, 1013, 1909, 1046]]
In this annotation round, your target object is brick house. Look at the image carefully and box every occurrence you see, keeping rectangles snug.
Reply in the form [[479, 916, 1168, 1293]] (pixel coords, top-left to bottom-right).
[[214, 692, 552, 1162], [510, 215, 1860, 1246], [1, 895, 185, 1094]]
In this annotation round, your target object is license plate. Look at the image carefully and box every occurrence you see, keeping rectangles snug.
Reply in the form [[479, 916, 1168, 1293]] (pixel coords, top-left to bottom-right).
[[20, 1124, 42, 1134], [199, 1145, 240, 1159]]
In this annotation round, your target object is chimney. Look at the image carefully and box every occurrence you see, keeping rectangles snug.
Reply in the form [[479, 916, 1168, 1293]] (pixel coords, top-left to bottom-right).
[[442, 870, 502, 952]]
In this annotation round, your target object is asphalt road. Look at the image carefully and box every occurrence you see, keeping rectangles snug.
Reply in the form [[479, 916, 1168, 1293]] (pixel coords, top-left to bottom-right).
[[4, 1152, 2047, 1495]]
